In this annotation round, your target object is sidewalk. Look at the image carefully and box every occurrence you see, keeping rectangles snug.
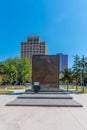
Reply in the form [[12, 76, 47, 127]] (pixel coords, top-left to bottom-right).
[[0, 94, 87, 130]]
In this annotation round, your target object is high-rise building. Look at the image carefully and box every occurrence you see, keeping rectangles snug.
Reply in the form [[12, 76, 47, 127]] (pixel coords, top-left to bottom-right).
[[57, 53, 68, 72], [21, 36, 48, 61], [84, 57, 87, 62]]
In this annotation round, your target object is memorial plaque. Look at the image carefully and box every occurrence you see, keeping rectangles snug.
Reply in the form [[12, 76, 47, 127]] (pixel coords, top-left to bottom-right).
[[32, 55, 59, 88]]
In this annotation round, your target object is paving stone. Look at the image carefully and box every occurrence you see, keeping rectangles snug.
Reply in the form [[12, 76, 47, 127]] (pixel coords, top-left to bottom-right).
[[25, 91, 69, 94], [6, 89, 83, 107], [6, 98, 83, 107], [17, 94, 73, 99]]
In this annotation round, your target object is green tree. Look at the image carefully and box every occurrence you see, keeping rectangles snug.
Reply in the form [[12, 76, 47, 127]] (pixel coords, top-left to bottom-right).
[[0, 62, 7, 83], [0, 57, 32, 85], [3, 58, 17, 84], [61, 68, 73, 91], [15, 57, 32, 84], [80, 55, 86, 92], [72, 55, 81, 91]]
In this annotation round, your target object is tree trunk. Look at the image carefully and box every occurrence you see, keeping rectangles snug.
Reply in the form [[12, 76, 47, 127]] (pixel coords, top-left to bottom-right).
[[67, 82, 69, 91], [76, 83, 78, 91]]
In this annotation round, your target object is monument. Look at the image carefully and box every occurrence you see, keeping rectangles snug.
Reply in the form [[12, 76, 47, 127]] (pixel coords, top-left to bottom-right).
[[6, 55, 83, 107], [32, 55, 59, 89]]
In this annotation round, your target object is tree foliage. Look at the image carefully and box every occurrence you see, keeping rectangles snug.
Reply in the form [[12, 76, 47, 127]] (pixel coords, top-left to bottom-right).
[[72, 55, 87, 83], [72, 55, 81, 82], [60, 55, 87, 92], [60, 68, 74, 90], [0, 57, 32, 85]]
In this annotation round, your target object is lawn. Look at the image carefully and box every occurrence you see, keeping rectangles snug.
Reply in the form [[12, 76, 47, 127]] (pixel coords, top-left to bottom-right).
[[61, 84, 87, 93], [0, 89, 13, 95], [7, 85, 25, 90], [0, 85, 25, 95]]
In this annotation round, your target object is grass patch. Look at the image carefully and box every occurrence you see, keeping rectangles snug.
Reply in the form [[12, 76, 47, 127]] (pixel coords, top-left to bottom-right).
[[62, 85, 87, 93], [0, 85, 25, 94], [0, 85, 25, 90], [0, 89, 13, 95], [7, 85, 25, 90]]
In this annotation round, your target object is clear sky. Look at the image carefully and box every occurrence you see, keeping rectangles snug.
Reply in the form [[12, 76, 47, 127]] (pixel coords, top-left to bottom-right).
[[0, 0, 87, 68]]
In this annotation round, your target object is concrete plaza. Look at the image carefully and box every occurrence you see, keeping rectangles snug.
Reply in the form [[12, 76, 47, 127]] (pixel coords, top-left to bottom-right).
[[0, 94, 87, 130]]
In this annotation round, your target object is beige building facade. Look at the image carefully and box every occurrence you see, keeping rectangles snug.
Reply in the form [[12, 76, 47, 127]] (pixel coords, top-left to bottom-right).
[[21, 36, 47, 61]]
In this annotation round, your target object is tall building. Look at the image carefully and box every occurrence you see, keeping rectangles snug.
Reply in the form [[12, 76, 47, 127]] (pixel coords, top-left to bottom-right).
[[21, 36, 48, 61], [84, 57, 87, 62], [57, 53, 68, 72]]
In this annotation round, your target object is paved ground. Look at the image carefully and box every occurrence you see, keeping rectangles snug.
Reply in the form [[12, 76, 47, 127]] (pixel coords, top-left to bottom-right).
[[0, 94, 87, 130], [6, 93, 82, 107], [18, 93, 73, 99]]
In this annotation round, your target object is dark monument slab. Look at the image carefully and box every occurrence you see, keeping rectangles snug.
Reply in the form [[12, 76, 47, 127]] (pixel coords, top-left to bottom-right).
[[32, 55, 59, 88]]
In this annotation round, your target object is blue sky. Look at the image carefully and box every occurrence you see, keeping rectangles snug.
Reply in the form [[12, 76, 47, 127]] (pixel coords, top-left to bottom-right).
[[0, 0, 87, 68]]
